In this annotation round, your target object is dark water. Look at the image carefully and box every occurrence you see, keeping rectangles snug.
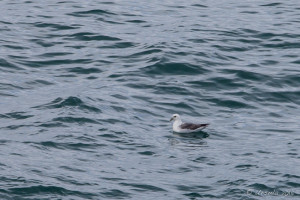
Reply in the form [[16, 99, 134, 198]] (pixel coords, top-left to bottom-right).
[[1, 0, 300, 199]]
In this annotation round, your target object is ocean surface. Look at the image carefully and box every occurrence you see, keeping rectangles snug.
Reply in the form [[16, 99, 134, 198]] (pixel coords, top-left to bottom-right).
[[0, 0, 299, 199]]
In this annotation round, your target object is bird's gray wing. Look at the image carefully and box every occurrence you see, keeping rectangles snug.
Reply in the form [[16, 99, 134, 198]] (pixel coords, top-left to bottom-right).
[[180, 123, 209, 130]]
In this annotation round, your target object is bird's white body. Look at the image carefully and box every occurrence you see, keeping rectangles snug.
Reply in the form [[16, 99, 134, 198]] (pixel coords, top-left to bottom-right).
[[170, 114, 208, 133], [172, 117, 183, 133]]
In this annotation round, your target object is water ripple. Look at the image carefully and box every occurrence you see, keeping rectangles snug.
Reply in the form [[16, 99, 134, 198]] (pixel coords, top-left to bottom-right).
[[67, 32, 121, 41], [1, 0, 300, 199]]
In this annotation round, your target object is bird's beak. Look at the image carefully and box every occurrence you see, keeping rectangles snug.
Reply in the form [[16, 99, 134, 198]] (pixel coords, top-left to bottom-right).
[[170, 117, 174, 122]]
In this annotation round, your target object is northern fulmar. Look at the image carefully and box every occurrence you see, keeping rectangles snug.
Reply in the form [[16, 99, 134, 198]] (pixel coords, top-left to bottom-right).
[[170, 114, 209, 133]]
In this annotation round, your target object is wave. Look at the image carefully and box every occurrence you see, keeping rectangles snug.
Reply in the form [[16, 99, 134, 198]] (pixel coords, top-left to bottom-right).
[[68, 9, 117, 17], [66, 32, 121, 41], [142, 62, 208, 76], [33, 96, 101, 113], [7, 185, 95, 199]]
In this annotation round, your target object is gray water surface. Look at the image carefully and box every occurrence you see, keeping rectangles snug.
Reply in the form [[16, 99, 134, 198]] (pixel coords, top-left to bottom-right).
[[0, 0, 300, 199]]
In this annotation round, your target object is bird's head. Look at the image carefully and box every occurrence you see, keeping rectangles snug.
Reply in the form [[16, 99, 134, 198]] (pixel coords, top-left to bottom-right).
[[170, 114, 180, 122]]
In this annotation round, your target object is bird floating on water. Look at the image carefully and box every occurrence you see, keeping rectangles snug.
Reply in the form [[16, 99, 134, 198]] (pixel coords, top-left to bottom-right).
[[170, 114, 209, 133]]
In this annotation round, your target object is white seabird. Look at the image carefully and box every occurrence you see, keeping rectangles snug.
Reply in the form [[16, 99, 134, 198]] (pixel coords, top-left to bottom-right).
[[170, 114, 209, 133]]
